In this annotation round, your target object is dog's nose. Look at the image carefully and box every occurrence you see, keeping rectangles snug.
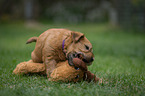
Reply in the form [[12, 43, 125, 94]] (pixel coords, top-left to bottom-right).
[[90, 57, 94, 62], [82, 57, 94, 63]]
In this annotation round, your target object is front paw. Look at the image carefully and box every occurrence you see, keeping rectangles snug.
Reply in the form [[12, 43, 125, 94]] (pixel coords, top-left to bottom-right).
[[67, 52, 78, 66]]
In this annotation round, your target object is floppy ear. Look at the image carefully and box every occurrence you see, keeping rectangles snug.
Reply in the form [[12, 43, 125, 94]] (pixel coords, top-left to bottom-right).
[[72, 32, 84, 43]]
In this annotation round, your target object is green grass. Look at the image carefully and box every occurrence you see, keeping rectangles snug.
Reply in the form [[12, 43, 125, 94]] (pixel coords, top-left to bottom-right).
[[0, 22, 145, 96]]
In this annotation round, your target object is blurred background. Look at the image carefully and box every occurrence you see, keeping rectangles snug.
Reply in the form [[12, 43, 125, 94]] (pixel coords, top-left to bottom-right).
[[0, 0, 145, 32], [0, 1, 145, 95]]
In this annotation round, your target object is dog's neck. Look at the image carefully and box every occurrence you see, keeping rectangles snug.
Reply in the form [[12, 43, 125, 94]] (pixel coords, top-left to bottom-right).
[[62, 39, 68, 55], [62, 39, 65, 51]]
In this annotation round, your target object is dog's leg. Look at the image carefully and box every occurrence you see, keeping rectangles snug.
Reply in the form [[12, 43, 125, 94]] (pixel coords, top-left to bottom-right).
[[44, 57, 57, 78], [13, 60, 45, 75]]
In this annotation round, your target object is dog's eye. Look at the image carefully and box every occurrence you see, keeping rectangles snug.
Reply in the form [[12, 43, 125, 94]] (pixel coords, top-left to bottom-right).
[[85, 45, 89, 50]]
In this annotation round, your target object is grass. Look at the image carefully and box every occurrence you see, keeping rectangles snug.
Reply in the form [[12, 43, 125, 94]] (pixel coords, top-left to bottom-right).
[[0, 22, 145, 96]]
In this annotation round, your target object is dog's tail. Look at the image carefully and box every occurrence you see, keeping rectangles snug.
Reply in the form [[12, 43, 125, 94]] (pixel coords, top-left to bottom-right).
[[26, 37, 38, 44]]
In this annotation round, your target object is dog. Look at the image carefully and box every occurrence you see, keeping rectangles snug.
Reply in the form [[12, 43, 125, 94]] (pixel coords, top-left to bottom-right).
[[26, 28, 94, 77]]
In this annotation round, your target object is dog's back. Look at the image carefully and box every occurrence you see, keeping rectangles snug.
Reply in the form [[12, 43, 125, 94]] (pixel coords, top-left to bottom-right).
[[28, 29, 72, 63]]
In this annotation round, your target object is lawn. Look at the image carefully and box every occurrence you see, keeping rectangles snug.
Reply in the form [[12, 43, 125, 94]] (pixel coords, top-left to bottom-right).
[[0, 22, 145, 96]]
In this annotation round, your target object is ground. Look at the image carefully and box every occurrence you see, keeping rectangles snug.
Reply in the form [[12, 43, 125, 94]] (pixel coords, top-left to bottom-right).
[[0, 22, 145, 96]]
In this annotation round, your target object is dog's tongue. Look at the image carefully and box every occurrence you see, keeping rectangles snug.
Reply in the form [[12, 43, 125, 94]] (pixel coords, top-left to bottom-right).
[[72, 58, 87, 71]]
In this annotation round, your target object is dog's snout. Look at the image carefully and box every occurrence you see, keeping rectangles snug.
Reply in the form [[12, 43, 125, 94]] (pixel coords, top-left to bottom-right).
[[75, 52, 94, 64], [82, 57, 94, 63], [90, 57, 94, 62], [87, 57, 94, 62]]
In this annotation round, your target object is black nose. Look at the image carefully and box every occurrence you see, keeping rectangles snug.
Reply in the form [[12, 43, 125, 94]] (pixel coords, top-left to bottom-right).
[[83, 57, 94, 63], [90, 57, 94, 62]]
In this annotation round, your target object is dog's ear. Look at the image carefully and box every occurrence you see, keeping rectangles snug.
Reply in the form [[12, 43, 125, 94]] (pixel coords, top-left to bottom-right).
[[72, 32, 84, 43]]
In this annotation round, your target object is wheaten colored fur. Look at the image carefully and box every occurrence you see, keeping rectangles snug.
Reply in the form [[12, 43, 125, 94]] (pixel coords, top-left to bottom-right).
[[27, 29, 94, 77], [13, 59, 99, 82], [13, 60, 84, 82]]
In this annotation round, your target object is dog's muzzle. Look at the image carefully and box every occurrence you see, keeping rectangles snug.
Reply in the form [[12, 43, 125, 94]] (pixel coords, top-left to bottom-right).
[[76, 52, 94, 65], [67, 52, 94, 66]]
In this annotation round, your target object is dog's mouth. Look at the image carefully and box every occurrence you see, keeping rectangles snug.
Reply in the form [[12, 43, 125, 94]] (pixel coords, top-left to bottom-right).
[[75, 52, 94, 65], [67, 52, 94, 66]]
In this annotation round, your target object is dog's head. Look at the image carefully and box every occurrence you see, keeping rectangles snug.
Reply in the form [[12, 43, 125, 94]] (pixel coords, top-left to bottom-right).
[[66, 31, 94, 66]]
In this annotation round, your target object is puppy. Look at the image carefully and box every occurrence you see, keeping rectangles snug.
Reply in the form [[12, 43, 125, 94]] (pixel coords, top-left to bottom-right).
[[26, 29, 94, 77]]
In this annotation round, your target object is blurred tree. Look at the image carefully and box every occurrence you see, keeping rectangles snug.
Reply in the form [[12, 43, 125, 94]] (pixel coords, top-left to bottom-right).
[[115, 0, 145, 32], [24, 0, 33, 21], [24, 0, 40, 21], [0, 0, 13, 21], [0, 0, 144, 32]]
